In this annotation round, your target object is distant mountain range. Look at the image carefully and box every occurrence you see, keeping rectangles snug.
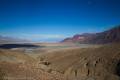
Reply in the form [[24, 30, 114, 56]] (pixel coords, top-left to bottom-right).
[[62, 25, 120, 44], [0, 36, 28, 44]]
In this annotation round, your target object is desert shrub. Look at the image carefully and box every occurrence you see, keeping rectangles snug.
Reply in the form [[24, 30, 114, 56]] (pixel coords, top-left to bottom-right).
[[0, 68, 7, 80]]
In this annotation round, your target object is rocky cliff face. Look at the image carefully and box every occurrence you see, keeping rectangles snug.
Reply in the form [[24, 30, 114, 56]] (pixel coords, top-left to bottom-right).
[[62, 26, 120, 44]]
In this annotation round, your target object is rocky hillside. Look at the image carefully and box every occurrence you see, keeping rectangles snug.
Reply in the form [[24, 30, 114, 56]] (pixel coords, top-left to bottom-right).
[[62, 26, 120, 44], [40, 43, 120, 80]]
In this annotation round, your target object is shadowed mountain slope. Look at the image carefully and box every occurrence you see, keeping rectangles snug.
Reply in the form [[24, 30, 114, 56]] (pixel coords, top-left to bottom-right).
[[0, 44, 41, 49]]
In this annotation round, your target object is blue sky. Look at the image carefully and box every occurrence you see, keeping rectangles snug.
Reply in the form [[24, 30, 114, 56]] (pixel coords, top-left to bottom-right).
[[0, 0, 120, 42]]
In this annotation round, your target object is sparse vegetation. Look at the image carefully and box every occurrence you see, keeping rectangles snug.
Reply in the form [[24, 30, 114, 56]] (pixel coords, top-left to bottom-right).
[[0, 68, 6, 80]]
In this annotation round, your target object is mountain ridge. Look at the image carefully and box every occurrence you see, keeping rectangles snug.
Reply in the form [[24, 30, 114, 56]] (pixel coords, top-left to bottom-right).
[[0, 35, 28, 44], [62, 25, 120, 44]]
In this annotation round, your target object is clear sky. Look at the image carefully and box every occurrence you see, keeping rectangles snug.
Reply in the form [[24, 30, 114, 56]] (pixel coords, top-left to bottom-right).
[[0, 0, 120, 42]]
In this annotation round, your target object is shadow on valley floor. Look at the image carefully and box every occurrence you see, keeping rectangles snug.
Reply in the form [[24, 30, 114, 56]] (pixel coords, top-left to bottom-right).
[[0, 44, 43, 49]]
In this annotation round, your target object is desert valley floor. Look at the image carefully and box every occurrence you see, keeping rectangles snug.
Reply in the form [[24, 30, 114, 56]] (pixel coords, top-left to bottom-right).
[[0, 43, 120, 80]]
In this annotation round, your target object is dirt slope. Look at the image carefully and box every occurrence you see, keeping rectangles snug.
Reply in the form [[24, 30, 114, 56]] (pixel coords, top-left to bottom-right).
[[40, 43, 120, 80]]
